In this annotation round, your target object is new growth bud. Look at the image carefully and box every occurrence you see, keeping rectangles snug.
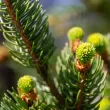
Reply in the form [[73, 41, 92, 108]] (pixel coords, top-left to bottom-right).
[[67, 27, 84, 41], [67, 27, 84, 53], [76, 43, 95, 64], [76, 43, 95, 72], [87, 33, 107, 54], [17, 75, 35, 93]]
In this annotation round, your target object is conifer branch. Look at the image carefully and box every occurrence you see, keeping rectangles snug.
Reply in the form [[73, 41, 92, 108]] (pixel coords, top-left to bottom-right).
[[0, 1, 108, 109], [4, 0, 39, 64], [4, 0, 64, 105]]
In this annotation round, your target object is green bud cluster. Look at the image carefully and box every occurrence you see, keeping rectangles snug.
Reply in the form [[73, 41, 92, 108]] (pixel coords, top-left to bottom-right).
[[87, 33, 107, 54], [67, 27, 84, 41], [17, 75, 35, 93], [76, 43, 95, 64]]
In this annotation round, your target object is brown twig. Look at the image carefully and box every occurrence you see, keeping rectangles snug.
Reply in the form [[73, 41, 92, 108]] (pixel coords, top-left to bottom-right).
[[100, 50, 110, 73], [76, 60, 91, 73], [76, 74, 85, 110], [75, 59, 90, 110], [4, 0, 65, 105], [69, 39, 80, 53]]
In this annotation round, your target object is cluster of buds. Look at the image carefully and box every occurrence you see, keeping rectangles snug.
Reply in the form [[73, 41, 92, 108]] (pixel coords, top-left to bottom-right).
[[67, 27, 96, 72], [67, 27, 109, 73]]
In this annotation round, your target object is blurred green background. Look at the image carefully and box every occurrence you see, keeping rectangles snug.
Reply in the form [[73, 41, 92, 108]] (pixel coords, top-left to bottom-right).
[[0, 0, 110, 109]]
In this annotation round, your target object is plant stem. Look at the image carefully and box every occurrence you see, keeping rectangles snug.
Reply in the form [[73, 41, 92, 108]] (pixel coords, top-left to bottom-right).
[[38, 64, 65, 105], [101, 50, 110, 73], [69, 39, 80, 53], [76, 74, 85, 110]]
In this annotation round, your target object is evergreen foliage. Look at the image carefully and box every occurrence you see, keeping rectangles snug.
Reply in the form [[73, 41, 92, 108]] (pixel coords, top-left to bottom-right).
[[56, 44, 106, 109], [0, 0, 109, 110], [0, 0, 55, 67]]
